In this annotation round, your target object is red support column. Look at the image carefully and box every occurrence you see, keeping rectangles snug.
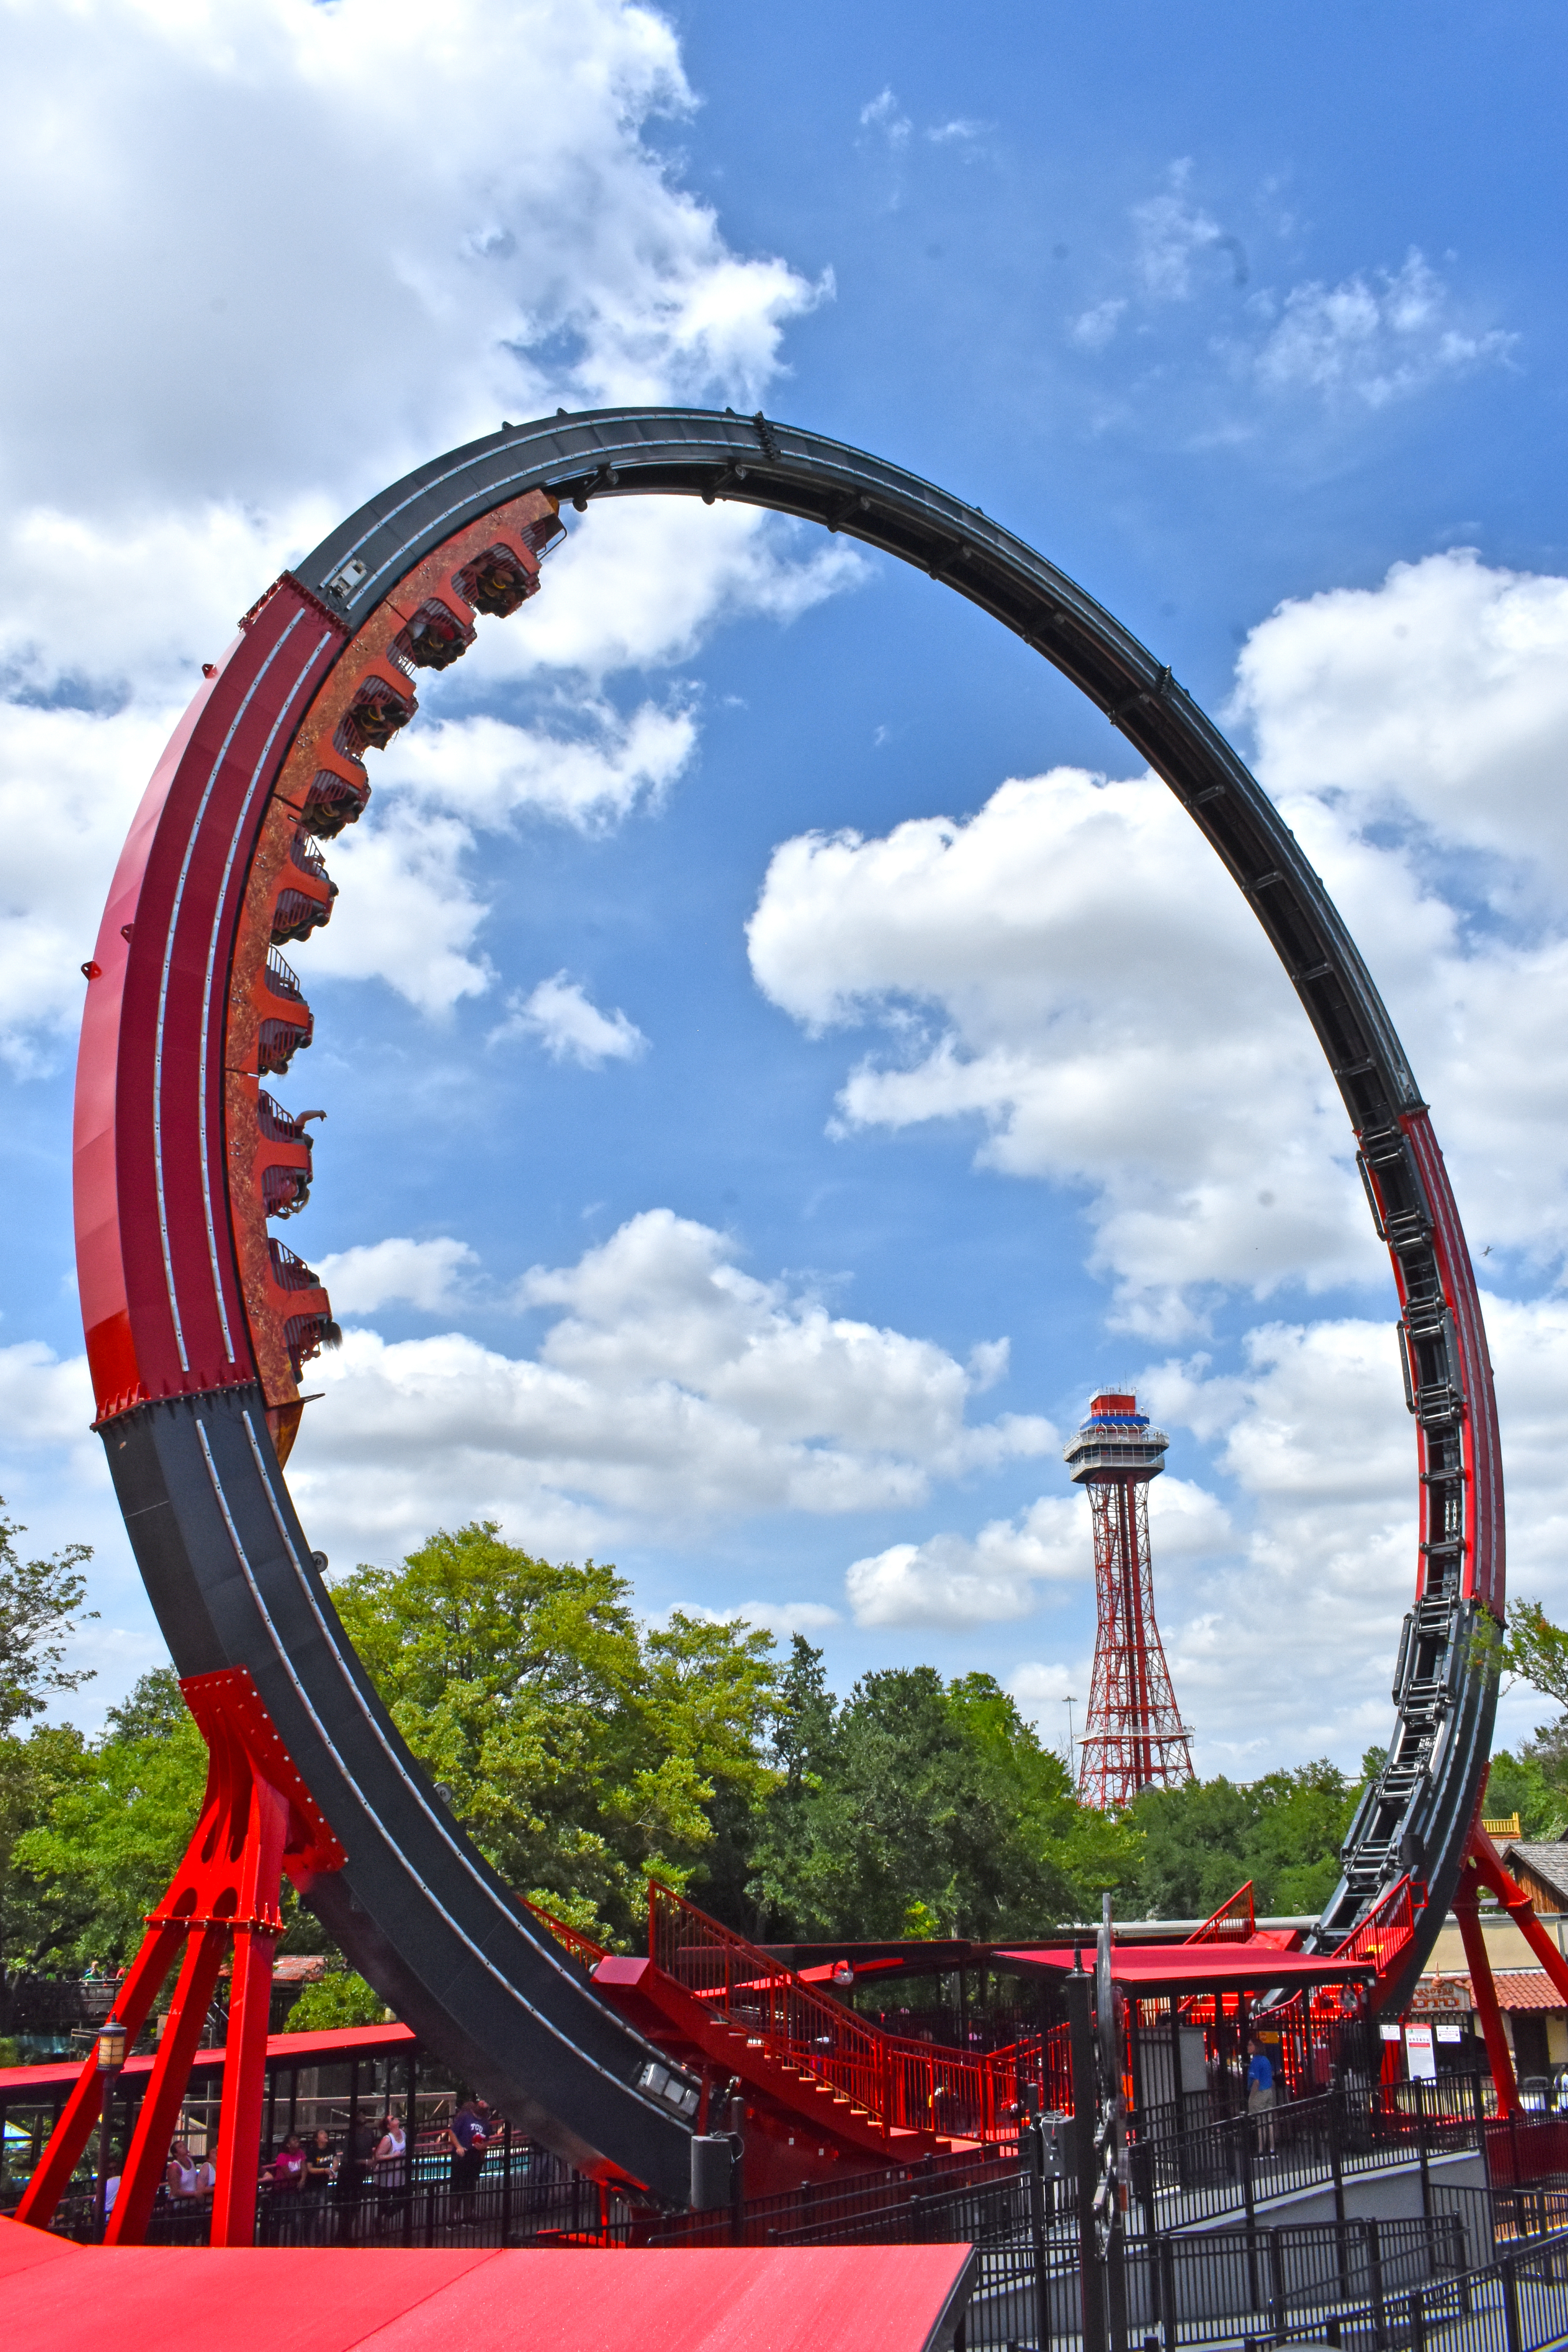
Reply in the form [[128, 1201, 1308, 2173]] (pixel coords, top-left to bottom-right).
[[105, 1922, 230, 2244], [1466, 1825, 1568, 2007], [210, 1775, 290, 2247], [11, 1918, 186, 2229], [12, 1665, 344, 2246], [1453, 1841, 1519, 2117]]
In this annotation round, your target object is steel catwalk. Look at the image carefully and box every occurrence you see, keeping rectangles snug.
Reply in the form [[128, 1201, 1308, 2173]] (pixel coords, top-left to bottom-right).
[[73, 406, 1498, 2197]]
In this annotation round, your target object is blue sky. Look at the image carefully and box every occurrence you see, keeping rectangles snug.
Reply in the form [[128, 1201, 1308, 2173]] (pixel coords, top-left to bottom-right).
[[2, 0, 1566, 1778]]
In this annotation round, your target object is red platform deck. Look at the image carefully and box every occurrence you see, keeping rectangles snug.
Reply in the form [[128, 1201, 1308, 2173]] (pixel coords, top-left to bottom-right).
[[0, 2220, 973, 2352]]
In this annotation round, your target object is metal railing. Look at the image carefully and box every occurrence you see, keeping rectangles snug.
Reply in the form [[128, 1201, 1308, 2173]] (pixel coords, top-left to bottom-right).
[[638, 2145, 1024, 2248], [695, 2152, 1562, 2352], [647, 1880, 1053, 2145], [1128, 2084, 1484, 2238], [264, 946, 304, 1000], [520, 1897, 609, 1972], [28, 2132, 629, 2251]]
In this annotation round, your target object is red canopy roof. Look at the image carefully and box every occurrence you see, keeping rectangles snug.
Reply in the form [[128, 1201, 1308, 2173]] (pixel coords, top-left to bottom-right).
[[0, 2222, 974, 2352], [0, 2020, 412, 2098], [995, 1941, 1373, 1990]]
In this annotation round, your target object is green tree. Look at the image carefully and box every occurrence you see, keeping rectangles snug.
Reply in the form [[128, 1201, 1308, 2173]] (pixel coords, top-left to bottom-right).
[[11, 1668, 209, 1969], [1129, 1753, 1382, 1920], [0, 1503, 96, 1734], [749, 1649, 1140, 1939], [1494, 1599, 1568, 1712], [283, 1967, 386, 2031], [1483, 1745, 1568, 1842], [329, 1523, 778, 1945], [1472, 1597, 1568, 1836], [0, 1506, 103, 2031]]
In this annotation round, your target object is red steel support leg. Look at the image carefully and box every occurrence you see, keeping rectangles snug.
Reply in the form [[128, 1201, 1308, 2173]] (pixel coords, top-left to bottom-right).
[[16, 1670, 343, 2249], [210, 1776, 290, 2248], [1454, 1871, 1518, 2117], [11, 1917, 186, 2229], [105, 1921, 229, 2244], [1466, 1824, 1568, 2008]]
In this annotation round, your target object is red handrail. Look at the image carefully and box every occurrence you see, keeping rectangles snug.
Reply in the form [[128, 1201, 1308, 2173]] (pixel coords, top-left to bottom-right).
[[646, 1880, 1045, 2142], [522, 1896, 610, 1970], [1336, 1871, 1420, 1993], [1186, 1880, 1257, 1943]]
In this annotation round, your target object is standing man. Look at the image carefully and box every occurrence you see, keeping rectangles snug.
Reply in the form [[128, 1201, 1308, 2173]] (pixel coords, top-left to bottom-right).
[[445, 2096, 489, 2209], [1246, 2037, 1276, 2154]]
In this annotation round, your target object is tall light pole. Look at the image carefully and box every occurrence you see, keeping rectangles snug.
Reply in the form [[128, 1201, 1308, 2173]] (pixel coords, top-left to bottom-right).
[[1065, 1696, 1077, 1783]]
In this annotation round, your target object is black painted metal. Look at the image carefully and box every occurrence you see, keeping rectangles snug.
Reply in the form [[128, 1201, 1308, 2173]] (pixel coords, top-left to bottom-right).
[[98, 409, 1499, 2206], [301, 408, 1499, 1983], [101, 1385, 697, 2205]]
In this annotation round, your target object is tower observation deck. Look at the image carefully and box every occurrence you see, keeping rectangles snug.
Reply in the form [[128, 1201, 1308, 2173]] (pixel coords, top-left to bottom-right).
[[1066, 1391, 1195, 1810]]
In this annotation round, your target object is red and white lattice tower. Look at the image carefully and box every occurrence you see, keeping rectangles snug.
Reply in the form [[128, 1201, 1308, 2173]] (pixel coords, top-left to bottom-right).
[[1067, 1390, 1194, 1810]]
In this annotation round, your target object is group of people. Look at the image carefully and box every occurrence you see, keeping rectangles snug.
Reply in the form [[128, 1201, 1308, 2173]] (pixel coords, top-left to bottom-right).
[[150, 2096, 495, 2233]]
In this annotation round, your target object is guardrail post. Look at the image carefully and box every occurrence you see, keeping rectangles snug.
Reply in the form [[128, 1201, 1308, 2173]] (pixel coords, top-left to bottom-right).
[[1133, 2133, 1155, 2236], [1026, 2130, 1051, 2352], [1406, 2287, 1426, 2352], [1241, 2117, 1257, 2235], [1065, 1963, 1109, 2352], [1367, 2217, 1387, 2352], [1266, 2225, 1285, 2343], [1159, 2232, 1177, 2352], [1329, 2097, 1350, 2301], [1501, 2253, 1523, 2352], [1418, 2118, 1432, 2222], [501, 2119, 512, 2245]]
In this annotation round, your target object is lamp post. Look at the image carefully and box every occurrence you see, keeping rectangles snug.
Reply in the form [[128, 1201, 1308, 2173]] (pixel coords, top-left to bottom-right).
[[92, 2020, 127, 2241]]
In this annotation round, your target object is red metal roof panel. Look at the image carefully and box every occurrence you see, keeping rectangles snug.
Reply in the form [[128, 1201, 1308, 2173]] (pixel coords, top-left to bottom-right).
[[995, 1943, 1374, 1988], [0, 2226, 975, 2352], [0, 2020, 413, 2098]]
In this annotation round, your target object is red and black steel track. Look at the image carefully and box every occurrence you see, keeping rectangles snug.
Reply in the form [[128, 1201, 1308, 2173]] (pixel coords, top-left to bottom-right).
[[74, 407, 1498, 2199]]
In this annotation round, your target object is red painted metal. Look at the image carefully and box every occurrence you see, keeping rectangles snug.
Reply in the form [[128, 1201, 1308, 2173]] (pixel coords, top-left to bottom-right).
[[0, 2021, 415, 2099], [1399, 1114, 1504, 1619], [1069, 1393, 1193, 1809], [1448, 1821, 1568, 2116], [74, 588, 346, 1421], [1336, 1872, 1421, 2004], [13, 1669, 344, 2245], [645, 1880, 1045, 2152], [995, 1942, 1376, 1990], [520, 1898, 610, 1971], [1185, 1880, 1257, 1943], [0, 2225, 976, 2352]]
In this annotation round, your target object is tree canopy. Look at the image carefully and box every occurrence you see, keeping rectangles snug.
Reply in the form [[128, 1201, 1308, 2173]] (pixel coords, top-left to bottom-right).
[[0, 1503, 96, 1736], [1127, 1754, 1383, 1920], [749, 1639, 1140, 1939], [16, 1507, 1473, 2028], [329, 1522, 779, 1945]]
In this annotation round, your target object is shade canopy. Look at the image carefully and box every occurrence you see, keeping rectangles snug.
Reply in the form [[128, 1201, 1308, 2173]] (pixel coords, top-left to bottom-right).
[[995, 1943, 1375, 1993]]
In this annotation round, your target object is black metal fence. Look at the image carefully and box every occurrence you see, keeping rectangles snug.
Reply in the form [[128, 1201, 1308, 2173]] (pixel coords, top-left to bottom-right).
[[1131, 2086, 1483, 2238], [30, 2133, 638, 2252]]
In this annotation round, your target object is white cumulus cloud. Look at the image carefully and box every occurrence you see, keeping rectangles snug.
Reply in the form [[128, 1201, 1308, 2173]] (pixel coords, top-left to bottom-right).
[[283, 1209, 1053, 1563], [314, 1237, 478, 1316], [1253, 251, 1516, 410], [0, 0, 859, 1061], [494, 974, 648, 1067], [748, 768, 1378, 1333]]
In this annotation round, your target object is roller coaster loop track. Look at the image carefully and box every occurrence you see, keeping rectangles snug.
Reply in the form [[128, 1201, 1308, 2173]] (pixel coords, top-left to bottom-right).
[[60, 407, 1501, 2208]]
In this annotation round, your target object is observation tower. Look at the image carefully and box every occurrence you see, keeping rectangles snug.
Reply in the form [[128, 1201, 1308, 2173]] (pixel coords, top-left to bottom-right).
[[1066, 1390, 1195, 1809]]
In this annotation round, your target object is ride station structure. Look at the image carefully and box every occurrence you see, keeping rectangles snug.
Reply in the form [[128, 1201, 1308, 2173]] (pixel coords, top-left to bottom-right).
[[1066, 1392, 1194, 1810], [3, 404, 1540, 2256]]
